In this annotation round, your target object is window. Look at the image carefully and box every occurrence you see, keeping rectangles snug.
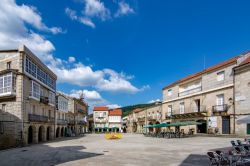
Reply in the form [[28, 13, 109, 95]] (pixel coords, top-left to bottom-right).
[[167, 105, 172, 116], [216, 94, 224, 111], [42, 108, 45, 116], [48, 91, 55, 105], [7, 62, 11, 69], [32, 105, 35, 114], [2, 104, 6, 112], [0, 73, 13, 95], [217, 71, 225, 81], [25, 56, 56, 90], [30, 81, 40, 100], [216, 94, 224, 106], [49, 110, 51, 118], [180, 102, 185, 114], [168, 89, 172, 96]]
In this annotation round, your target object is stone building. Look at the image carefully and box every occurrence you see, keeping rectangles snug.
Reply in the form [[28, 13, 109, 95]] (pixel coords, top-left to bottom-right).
[[234, 55, 250, 136], [55, 92, 68, 138], [162, 52, 250, 135], [108, 108, 122, 132], [145, 104, 162, 133], [133, 108, 146, 133], [93, 106, 109, 132], [0, 45, 57, 149], [68, 97, 88, 136]]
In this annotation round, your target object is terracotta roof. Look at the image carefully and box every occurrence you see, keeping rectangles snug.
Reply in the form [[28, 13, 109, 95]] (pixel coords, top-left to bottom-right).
[[109, 109, 122, 116], [240, 56, 250, 66], [133, 108, 143, 113], [162, 56, 239, 90], [93, 106, 109, 111]]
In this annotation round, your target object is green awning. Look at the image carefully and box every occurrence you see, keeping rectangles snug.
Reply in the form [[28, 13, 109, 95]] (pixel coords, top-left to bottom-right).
[[143, 121, 203, 128]]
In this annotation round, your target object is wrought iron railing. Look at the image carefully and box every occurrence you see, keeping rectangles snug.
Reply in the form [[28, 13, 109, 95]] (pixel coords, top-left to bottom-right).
[[28, 114, 48, 122], [212, 104, 228, 112], [57, 119, 67, 125]]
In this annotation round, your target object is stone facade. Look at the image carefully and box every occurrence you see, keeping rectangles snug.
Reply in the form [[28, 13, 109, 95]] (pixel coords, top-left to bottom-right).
[[93, 107, 109, 132], [0, 45, 57, 149], [67, 97, 88, 136], [234, 60, 250, 136], [162, 52, 250, 136]]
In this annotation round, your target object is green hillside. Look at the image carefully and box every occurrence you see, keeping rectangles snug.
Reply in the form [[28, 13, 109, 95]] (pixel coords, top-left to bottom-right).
[[121, 103, 155, 117]]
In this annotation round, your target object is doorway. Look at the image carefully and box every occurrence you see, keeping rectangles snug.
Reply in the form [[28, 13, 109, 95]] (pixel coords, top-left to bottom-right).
[[28, 126, 33, 144], [195, 99, 201, 112], [222, 116, 230, 134], [197, 119, 207, 133]]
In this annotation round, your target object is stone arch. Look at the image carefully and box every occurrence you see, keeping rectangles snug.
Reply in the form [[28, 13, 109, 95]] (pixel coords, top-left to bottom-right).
[[61, 127, 64, 137], [38, 126, 45, 142], [46, 126, 52, 141], [56, 127, 60, 138], [28, 125, 36, 144]]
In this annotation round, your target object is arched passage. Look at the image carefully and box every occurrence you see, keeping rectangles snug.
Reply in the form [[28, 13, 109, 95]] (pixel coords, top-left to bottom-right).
[[197, 119, 207, 133], [47, 126, 52, 141], [38, 126, 45, 142], [28, 126, 33, 144], [56, 127, 60, 138], [61, 127, 64, 137]]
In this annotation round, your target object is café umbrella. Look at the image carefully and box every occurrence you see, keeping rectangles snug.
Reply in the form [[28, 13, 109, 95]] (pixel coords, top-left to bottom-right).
[[237, 115, 250, 124]]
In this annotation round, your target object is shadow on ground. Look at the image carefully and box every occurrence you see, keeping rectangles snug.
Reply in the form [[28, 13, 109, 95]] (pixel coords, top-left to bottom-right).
[[179, 154, 209, 166], [0, 145, 103, 166]]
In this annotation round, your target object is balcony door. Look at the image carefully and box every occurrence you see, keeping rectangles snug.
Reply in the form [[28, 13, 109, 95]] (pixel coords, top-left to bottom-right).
[[194, 99, 200, 112], [216, 94, 224, 111], [167, 105, 172, 116]]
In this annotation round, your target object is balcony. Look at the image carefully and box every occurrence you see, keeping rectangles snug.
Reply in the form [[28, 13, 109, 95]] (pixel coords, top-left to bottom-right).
[[78, 120, 87, 125], [40, 96, 49, 104], [0, 72, 16, 98], [147, 115, 156, 121], [57, 119, 67, 125], [178, 86, 202, 97], [28, 114, 48, 122], [68, 120, 75, 125], [137, 117, 145, 122], [95, 118, 108, 123], [212, 104, 228, 112]]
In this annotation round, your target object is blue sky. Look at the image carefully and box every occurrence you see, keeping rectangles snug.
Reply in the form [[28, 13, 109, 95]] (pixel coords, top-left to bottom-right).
[[1, 0, 250, 111]]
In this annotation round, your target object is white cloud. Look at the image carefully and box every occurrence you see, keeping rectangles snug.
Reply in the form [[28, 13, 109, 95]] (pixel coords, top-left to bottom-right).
[[115, 1, 134, 17], [65, 7, 96, 28], [68, 56, 76, 63], [0, 0, 63, 34], [96, 69, 142, 93], [79, 17, 96, 28], [148, 99, 161, 104], [0, 0, 146, 95], [83, 0, 110, 21], [69, 89, 104, 102], [65, 0, 134, 28], [65, 7, 78, 20], [106, 104, 122, 109], [0, 0, 62, 62]]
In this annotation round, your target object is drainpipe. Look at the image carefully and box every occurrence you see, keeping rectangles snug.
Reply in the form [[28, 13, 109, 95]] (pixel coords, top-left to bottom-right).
[[233, 68, 236, 135], [20, 52, 24, 146]]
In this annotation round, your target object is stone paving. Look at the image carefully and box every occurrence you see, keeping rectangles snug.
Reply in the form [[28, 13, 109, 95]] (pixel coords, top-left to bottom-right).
[[0, 134, 239, 166]]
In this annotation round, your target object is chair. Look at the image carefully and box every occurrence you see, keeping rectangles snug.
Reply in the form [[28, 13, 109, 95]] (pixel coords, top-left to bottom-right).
[[207, 152, 220, 166], [215, 151, 230, 165], [231, 140, 238, 147]]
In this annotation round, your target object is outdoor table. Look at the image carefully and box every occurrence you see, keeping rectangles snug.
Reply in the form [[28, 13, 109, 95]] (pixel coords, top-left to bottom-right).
[[227, 154, 241, 166]]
